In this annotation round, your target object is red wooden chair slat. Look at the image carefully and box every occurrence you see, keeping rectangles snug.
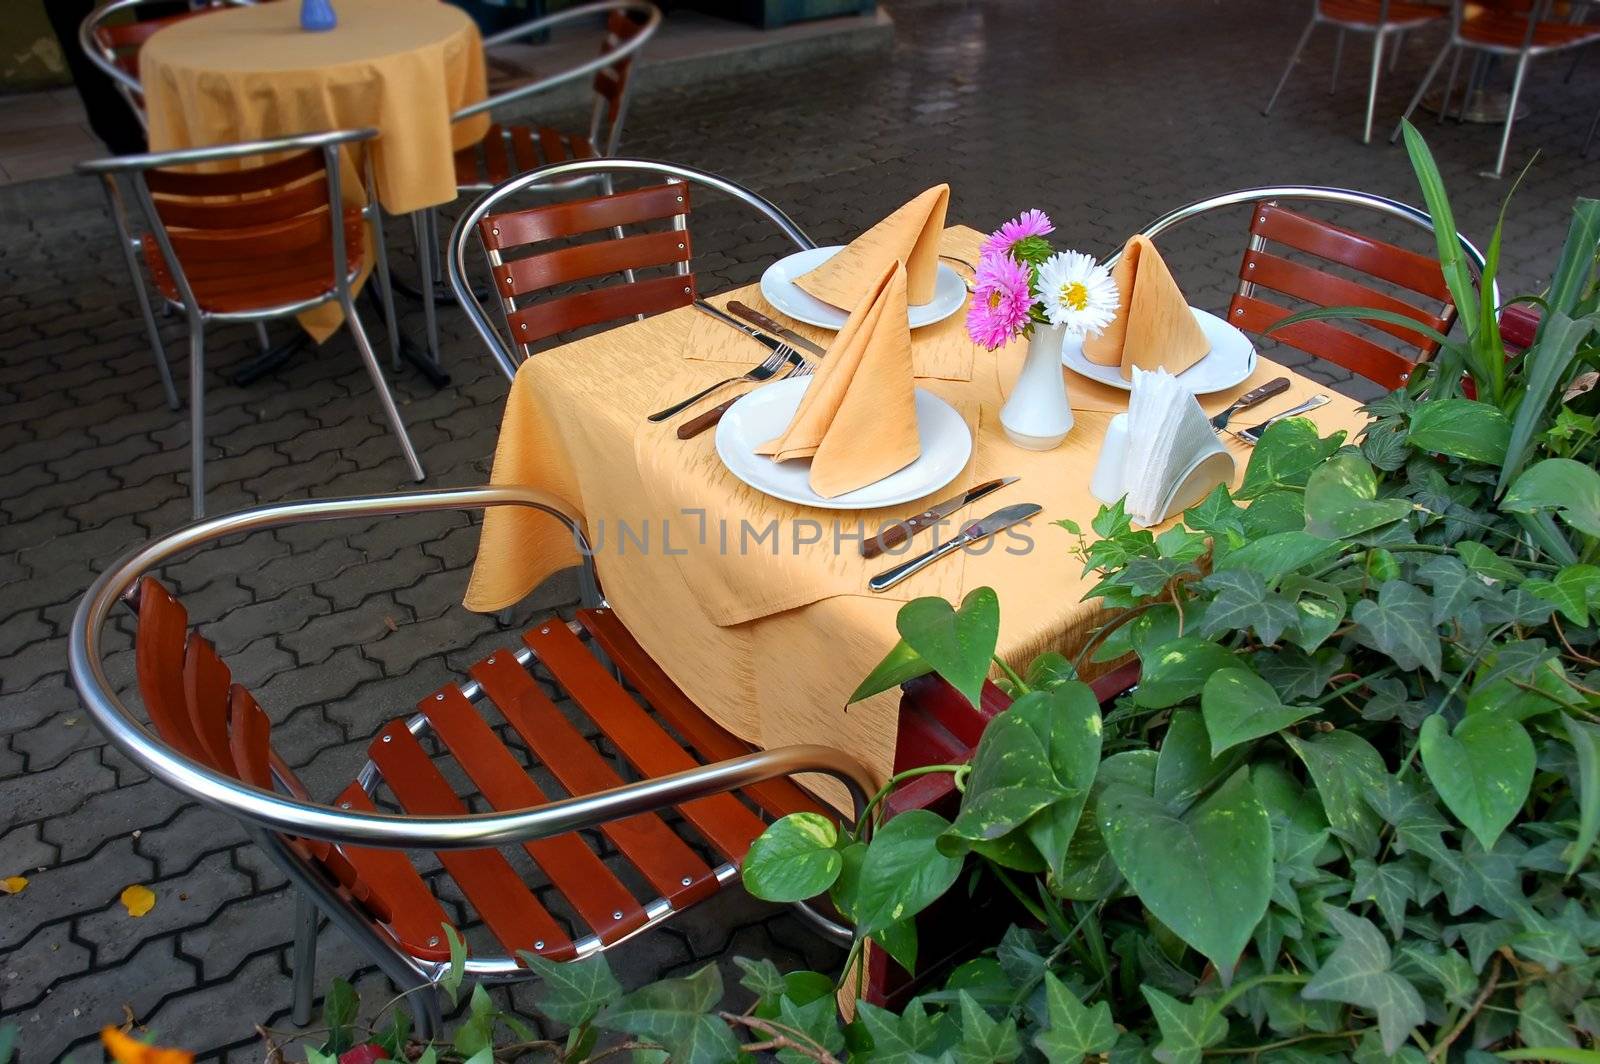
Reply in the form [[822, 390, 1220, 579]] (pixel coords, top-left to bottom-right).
[[1318, 0, 1445, 25], [483, 183, 691, 250], [507, 273, 695, 346], [497, 229, 690, 297], [334, 786, 458, 961], [524, 622, 770, 864], [153, 178, 332, 231], [1251, 204, 1451, 301], [422, 685, 647, 944], [1233, 295, 1417, 387], [468, 654, 719, 907], [136, 578, 212, 766], [1241, 249, 1450, 344], [227, 685, 275, 791], [484, 125, 512, 184], [577, 607, 827, 820], [181, 633, 233, 771], [144, 149, 326, 198], [368, 719, 574, 958], [509, 126, 538, 173]]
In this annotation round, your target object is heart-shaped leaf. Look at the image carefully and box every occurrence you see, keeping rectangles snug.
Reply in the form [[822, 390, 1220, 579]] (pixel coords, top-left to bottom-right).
[[1503, 457, 1600, 538], [1200, 668, 1317, 757], [1237, 418, 1346, 500], [895, 589, 1000, 708], [1099, 769, 1271, 978], [741, 812, 841, 903], [1419, 713, 1534, 851], [1305, 454, 1415, 539], [856, 809, 964, 935], [1286, 731, 1388, 856], [1134, 637, 1239, 709], [1406, 397, 1511, 464]]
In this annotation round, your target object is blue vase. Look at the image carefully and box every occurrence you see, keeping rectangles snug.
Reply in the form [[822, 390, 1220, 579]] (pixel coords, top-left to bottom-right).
[[300, 0, 337, 31]]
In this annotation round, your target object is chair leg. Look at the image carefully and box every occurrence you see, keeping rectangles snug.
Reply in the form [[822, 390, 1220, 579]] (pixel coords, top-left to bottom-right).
[[1388, 28, 1404, 72], [187, 320, 207, 520], [1564, 45, 1584, 84], [1363, 31, 1386, 143], [135, 272, 180, 412], [1490, 52, 1532, 177], [370, 208, 403, 372], [254, 321, 270, 353], [1392, 36, 1454, 141], [1438, 46, 1464, 123], [412, 210, 442, 370], [343, 295, 425, 482], [1264, 17, 1318, 115], [1585, 103, 1599, 157], [291, 892, 318, 1026], [1331, 27, 1346, 92]]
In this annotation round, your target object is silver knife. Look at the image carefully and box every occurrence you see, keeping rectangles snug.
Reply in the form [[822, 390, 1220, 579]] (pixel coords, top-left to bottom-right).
[[869, 503, 1043, 593], [694, 299, 782, 350], [1234, 394, 1331, 444], [726, 300, 828, 359], [1209, 376, 1291, 432], [862, 477, 1019, 559]]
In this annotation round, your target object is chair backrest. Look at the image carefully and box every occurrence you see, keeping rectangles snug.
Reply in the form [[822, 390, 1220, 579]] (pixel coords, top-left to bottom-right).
[[451, 158, 814, 379], [80, 128, 375, 319], [1135, 186, 1492, 391], [588, 8, 652, 154], [79, 0, 248, 128]]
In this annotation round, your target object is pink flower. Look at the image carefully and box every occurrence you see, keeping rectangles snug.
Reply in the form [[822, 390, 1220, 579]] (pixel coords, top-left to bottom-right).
[[966, 252, 1034, 350], [981, 209, 1055, 259]]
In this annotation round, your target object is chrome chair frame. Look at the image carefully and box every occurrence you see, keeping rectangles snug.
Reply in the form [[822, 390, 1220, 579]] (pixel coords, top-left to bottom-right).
[[1127, 185, 1497, 382], [77, 0, 254, 133], [1263, 0, 1446, 144], [79, 129, 422, 520], [449, 158, 815, 381], [1392, 0, 1600, 176], [405, 2, 663, 370], [68, 486, 873, 1036]]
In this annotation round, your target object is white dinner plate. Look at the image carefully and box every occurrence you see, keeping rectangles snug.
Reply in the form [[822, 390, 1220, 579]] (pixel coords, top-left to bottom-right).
[[714, 378, 972, 510], [759, 246, 969, 331], [1060, 307, 1258, 394]]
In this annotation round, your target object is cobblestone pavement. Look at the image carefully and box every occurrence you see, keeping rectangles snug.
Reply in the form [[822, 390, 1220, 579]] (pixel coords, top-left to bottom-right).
[[3, 0, 1598, 1058]]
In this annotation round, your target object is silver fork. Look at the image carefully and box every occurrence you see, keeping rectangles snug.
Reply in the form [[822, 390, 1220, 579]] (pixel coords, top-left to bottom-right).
[[647, 345, 799, 423], [674, 354, 815, 440]]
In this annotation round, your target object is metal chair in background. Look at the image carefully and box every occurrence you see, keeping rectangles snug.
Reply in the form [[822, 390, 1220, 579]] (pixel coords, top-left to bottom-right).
[[408, 0, 662, 369], [1263, 0, 1448, 143], [1393, 0, 1600, 176], [78, 129, 423, 520], [68, 488, 871, 1036], [450, 158, 813, 381], [1130, 186, 1494, 390]]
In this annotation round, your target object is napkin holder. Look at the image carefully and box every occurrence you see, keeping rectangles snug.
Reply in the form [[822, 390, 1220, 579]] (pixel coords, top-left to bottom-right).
[[1090, 413, 1235, 527]]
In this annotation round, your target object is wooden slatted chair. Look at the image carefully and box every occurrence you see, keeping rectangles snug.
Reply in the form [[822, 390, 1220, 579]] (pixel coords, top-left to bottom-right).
[[79, 129, 421, 520], [450, 159, 814, 381], [1128, 186, 1494, 391], [79, 0, 253, 132], [68, 487, 873, 1037]]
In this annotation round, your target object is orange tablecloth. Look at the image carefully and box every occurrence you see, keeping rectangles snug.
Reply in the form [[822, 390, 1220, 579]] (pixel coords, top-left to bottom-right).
[[464, 226, 1371, 808], [140, 0, 489, 338]]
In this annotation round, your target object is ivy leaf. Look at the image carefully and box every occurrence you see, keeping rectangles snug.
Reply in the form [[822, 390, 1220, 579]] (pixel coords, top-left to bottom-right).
[[741, 813, 842, 903], [1287, 731, 1389, 857], [1305, 454, 1415, 538], [1523, 563, 1600, 626], [1436, 837, 1527, 919], [1518, 985, 1579, 1050], [1238, 418, 1346, 500], [520, 953, 622, 1029], [854, 1000, 947, 1064], [733, 957, 788, 1007], [1134, 637, 1238, 709], [598, 963, 739, 1064], [1511, 909, 1586, 971], [1350, 857, 1421, 938], [1351, 580, 1442, 679], [1100, 770, 1272, 979], [894, 589, 1001, 709], [1201, 668, 1317, 757], [1255, 645, 1345, 703], [1182, 484, 1246, 542], [1415, 555, 1489, 626], [1396, 945, 1477, 1009], [1214, 530, 1342, 584], [1419, 713, 1535, 851], [1302, 907, 1426, 1056], [1365, 775, 1454, 866], [1139, 985, 1227, 1064], [950, 991, 1022, 1064], [1353, 1031, 1426, 1063], [1565, 717, 1600, 877], [1033, 972, 1117, 1063], [1456, 540, 1523, 586], [1407, 397, 1512, 464], [856, 810, 964, 935], [774, 995, 846, 1063], [1502, 457, 1600, 538]]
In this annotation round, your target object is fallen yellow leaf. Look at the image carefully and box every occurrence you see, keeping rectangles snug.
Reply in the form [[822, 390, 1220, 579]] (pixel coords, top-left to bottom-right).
[[101, 1026, 193, 1064], [0, 875, 26, 895], [121, 884, 156, 918]]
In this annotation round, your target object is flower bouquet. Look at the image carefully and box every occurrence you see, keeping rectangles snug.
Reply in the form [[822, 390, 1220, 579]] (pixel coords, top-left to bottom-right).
[[969, 210, 1119, 449]]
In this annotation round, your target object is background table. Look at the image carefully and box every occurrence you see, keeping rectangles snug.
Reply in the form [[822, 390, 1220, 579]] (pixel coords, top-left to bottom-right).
[[465, 226, 1371, 809], [139, 0, 490, 338]]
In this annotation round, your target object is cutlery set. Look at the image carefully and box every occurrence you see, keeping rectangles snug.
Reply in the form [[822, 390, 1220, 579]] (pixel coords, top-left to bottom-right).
[[666, 299, 1330, 590]]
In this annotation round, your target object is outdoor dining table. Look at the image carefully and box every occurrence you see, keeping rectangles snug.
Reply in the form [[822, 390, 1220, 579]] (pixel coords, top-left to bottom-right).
[[137, 0, 490, 342], [463, 224, 1372, 810]]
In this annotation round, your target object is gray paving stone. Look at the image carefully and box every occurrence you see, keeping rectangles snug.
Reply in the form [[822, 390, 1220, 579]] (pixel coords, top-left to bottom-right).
[[39, 776, 192, 864], [0, 747, 117, 834], [0, 838, 153, 953], [12, 938, 199, 1064], [0, 921, 92, 1016], [0, 824, 58, 875]]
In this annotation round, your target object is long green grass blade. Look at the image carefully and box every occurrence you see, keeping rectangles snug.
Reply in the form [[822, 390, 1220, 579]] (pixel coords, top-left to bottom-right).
[[1498, 309, 1600, 494], [1542, 198, 1600, 322], [1266, 304, 1458, 349], [1401, 121, 1480, 346]]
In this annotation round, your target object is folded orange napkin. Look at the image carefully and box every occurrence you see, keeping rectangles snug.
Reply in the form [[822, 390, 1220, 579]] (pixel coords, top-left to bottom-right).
[[1083, 235, 1210, 379], [757, 261, 921, 498], [795, 184, 950, 309]]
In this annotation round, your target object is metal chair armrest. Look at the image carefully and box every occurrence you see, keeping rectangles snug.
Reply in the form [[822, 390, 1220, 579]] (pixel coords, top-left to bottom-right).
[[78, 127, 380, 176]]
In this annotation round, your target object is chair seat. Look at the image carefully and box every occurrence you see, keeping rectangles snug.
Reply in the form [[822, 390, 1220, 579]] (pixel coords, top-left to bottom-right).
[[1459, 10, 1600, 49], [140, 208, 365, 315], [1319, 0, 1445, 27], [454, 123, 598, 190]]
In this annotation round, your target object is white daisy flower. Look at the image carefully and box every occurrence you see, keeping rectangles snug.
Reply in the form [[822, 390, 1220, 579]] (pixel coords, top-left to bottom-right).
[[1035, 251, 1119, 337]]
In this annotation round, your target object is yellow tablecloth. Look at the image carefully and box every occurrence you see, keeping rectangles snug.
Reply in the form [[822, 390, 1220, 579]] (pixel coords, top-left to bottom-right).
[[140, 0, 489, 338], [464, 226, 1371, 808]]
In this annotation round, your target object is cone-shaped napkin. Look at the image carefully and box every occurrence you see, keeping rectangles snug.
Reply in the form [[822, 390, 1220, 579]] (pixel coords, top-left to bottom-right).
[[795, 184, 950, 309], [1082, 235, 1210, 379], [757, 261, 921, 498]]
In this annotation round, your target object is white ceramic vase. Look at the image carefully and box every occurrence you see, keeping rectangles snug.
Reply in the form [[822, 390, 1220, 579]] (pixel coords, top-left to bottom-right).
[[1000, 323, 1073, 450]]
